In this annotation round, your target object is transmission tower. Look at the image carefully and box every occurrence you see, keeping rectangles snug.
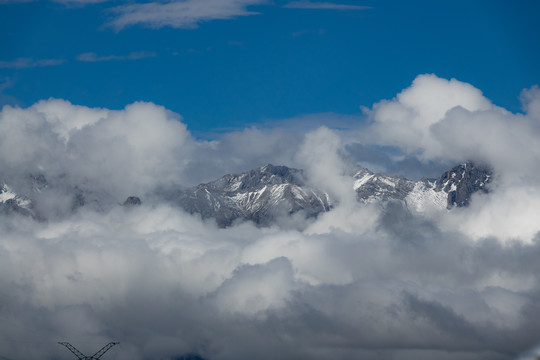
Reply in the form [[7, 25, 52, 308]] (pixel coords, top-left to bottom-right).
[[58, 342, 119, 360]]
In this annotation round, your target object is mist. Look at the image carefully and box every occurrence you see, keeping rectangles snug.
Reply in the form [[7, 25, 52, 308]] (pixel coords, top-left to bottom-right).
[[1, 74, 540, 360]]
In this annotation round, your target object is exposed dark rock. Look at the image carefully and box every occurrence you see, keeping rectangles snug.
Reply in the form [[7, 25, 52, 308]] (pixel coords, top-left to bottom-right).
[[434, 161, 492, 208], [123, 196, 142, 206], [0, 198, 31, 216], [353, 168, 416, 203], [71, 191, 86, 211], [30, 173, 48, 191]]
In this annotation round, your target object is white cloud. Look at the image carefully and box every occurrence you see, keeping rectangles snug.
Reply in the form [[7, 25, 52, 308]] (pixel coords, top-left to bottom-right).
[[0, 99, 193, 206], [362, 74, 540, 243], [106, 0, 268, 31], [364, 74, 540, 185], [366, 74, 494, 161]]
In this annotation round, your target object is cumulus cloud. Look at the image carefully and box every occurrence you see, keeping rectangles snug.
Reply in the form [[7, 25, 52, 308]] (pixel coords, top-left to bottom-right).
[[106, 0, 268, 31], [358, 74, 540, 243], [364, 74, 540, 180], [0, 100, 191, 199], [2, 76, 540, 359]]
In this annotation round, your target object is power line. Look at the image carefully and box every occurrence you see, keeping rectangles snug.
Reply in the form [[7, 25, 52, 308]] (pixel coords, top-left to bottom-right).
[[58, 342, 119, 360]]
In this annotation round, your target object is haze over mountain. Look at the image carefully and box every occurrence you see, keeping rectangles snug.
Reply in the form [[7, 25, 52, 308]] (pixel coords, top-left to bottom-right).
[[0, 159, 493, 228], [1, 75, 540, 360]]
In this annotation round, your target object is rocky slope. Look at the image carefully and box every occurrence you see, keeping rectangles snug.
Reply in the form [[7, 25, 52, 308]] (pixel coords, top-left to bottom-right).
[[0, 184, 34, 217], [353, 161, 492, 211], [176, 164, 332, 227], [178, 161, 493, 226]]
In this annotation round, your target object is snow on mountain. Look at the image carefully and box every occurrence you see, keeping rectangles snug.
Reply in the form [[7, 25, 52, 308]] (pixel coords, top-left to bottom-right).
[[0, 184, 34, 217], [353, 167, 416, 204], [176, 164, 332, 227], [175, 161, 492, 227], [0, 161, 493, 226], [432, 161, 492, 208], [404, 179, 448, 212], [354, 161, 492, 212]]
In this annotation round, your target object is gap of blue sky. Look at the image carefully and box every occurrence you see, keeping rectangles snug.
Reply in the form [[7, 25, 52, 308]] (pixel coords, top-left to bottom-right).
[[1, 0, 539, 136]]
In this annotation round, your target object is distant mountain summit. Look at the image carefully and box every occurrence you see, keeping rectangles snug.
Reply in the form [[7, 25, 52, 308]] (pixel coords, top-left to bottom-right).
[[176, 164, 332, 227], [353, 160, 492, 211], [352, 167, 416, 203], [176, 161, 493, 227], [432, 161, 492, 208]]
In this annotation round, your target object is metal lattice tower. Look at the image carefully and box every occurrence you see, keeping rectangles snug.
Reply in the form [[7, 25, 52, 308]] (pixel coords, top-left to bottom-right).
[[58, 342, 119, 360]]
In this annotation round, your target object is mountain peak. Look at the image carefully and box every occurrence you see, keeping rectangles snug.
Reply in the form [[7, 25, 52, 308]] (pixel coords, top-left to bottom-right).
[[178, 165, 330, 227], [434, 161, 492, 208]]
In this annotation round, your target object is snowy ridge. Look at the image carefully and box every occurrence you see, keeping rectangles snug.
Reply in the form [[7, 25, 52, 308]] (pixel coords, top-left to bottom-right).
[[0, 162, 492, 226], [176, 161, 492, 227], [177, 164, 332, 227], [353, 167, 416, 204], [353, 161, 492, 212], [0, 184, 34, 216], [404, 180, 448, 212]]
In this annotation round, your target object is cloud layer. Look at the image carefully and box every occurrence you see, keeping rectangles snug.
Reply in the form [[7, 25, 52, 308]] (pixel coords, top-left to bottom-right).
[[1, 75, 540, 360]]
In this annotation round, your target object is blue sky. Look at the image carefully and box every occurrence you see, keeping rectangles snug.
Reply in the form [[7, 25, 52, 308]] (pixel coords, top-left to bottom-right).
[[1, 0, 539, 137]]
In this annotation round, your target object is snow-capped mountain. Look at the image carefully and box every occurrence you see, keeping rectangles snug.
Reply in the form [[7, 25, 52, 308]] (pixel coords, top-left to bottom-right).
[[176, 164, 332, 227], [353, 168, 416, 204], [177, 161, 492, 227], [0, 161, 492, 227], [353, 161, 492, 212], [432, 161, 492, 207]]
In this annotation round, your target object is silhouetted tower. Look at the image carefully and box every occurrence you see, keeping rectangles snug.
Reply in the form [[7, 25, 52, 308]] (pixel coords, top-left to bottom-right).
[[58, 342, 119, 360]]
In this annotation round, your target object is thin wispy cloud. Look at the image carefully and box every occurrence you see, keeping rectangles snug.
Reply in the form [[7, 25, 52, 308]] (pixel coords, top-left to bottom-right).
[[106, 0, 268, 31], [0, 0, 108, 4], [54, 0, 109, 3], [284, 0, 371, 10], [76, 51, 157, 62], [0, 77, 18, 106], [0, 57, 66, 69], [0, 0, 33, 3]]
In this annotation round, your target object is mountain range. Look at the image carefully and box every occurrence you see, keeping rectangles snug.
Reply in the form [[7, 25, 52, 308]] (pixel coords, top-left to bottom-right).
[[0, 161, 492, 227]]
